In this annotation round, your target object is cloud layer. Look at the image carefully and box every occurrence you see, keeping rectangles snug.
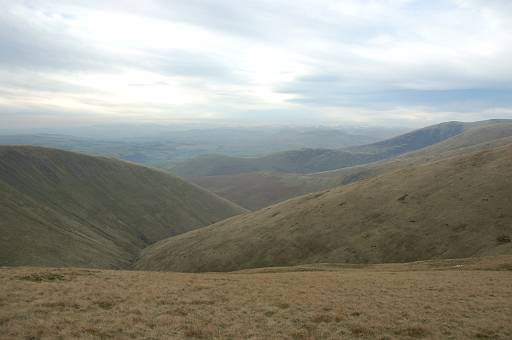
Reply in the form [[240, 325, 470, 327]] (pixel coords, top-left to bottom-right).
[[1, 0, 512, 128]]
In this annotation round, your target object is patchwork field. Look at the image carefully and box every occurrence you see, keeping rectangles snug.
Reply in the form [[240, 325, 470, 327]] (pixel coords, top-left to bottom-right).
[[1, 256, 511, 339]]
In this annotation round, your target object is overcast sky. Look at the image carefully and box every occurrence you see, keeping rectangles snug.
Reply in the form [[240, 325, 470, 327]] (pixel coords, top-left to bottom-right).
[[1, 0, 512, 128]]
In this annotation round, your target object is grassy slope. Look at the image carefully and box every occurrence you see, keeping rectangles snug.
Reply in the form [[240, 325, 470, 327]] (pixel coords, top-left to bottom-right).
[[0, 146, 245, 269], [189, 172, 338, 210], [137, 143, 512, 272], [189, 122, 512, 210], [170, 120, 471, 177], [2, 256, 511, 339]]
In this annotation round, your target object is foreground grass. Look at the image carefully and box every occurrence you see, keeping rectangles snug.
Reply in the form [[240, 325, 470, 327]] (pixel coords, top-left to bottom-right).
[[1, 257, 511, 339]]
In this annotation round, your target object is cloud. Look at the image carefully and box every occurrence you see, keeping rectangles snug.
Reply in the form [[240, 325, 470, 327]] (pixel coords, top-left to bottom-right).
[[0, 5, 119, 72], [1, 0, 512, 128], [280, 73, 512, 111], [139, 50, 239, 82]]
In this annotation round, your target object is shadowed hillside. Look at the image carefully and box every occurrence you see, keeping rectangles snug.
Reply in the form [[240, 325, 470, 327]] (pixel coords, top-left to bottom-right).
[[0, 146, 245, 269], [137, 143, 512, 272], [189, 121, 512, 209], [171, 121, 472, 177]]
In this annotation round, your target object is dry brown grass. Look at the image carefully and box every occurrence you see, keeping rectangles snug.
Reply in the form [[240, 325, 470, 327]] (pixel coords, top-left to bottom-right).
[[189, 172, 338, 211], [1, 257, 511, 339], [137, 143, 512, 272]]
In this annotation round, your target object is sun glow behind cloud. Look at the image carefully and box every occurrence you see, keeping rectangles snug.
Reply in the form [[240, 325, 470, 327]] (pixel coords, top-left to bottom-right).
[[1, 0, 512, 128]]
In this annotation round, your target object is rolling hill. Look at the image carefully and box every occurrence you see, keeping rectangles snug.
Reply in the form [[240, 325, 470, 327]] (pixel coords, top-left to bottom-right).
[[188, 121, 512, 209], [170, 120, 472, 177], [137, 142, 512, 272], [0, 126, 389, 167], [0, 146, 245, 269]]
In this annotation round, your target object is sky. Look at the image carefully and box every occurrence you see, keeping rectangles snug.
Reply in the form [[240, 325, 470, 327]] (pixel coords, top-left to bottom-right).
[[1, 0, 512, 129]]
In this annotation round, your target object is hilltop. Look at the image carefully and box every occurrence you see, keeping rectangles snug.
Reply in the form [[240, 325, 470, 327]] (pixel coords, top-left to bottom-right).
[[0, 146, 245, 269], [137, 142, 512, 272]]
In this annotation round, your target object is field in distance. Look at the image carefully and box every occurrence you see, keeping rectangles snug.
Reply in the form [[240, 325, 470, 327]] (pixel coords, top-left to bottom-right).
[[1, 255, 511, 339]]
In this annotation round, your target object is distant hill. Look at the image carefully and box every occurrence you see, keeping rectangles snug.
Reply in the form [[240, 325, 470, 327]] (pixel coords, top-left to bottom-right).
[[314, 121, 512, 181], [170, 121, 473, 177], [186, 121, 512, 209], [137, 142, 512, 272], [0, 146, 245, 268], [0, 126, 389, 167]]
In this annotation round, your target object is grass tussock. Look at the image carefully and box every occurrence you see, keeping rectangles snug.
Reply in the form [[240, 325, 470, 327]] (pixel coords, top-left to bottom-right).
[[17, 272, 66, 282], [1, 258, 512, 339]]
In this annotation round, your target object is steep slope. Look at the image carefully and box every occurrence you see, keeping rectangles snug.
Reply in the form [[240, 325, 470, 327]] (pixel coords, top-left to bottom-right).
[[171, 121, 470, 176], [344, 120, 465, 156], [137, 143, 512, 272], [189, 121, 512, 209], [0, 146, 245, 268]]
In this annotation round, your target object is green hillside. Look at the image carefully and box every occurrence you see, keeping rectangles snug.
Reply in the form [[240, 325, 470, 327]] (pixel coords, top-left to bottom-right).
[[0, 146, 245, 268]]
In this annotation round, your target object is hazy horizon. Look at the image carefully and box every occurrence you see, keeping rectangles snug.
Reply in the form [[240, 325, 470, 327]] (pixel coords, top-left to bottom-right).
[[1, 1, 512, 130]]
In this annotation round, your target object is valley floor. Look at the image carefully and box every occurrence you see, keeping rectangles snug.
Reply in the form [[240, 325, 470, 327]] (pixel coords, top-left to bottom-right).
[[1, 256, 511, 339]]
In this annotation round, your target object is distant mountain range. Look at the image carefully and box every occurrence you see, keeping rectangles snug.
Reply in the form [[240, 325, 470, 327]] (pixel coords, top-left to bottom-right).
[[184, 120, 512, 209], [170, 121, 471, 177], [0, 126, 394, 167]]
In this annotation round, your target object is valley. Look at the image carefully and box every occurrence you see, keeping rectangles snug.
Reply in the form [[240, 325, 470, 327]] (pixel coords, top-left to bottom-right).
[[137, 141, 512, 272], [0, 146, 244, 268], [1, 119, 512, 340], [182, 120, 512, 209], [3, 2, 512, 338], [2, 120, 512, 273]]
